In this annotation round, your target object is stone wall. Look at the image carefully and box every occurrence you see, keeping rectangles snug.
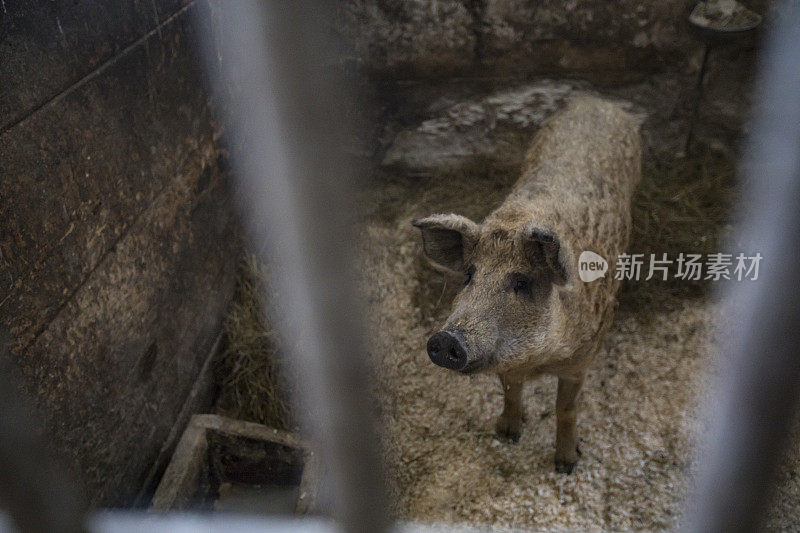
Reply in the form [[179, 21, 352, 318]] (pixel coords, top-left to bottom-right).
[[0, 1, 236, 506], [338, 0, 769, 157], [339, 0, 709, 84]]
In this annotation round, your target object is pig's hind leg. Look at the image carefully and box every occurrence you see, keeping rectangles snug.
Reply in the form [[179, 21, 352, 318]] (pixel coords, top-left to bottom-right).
[[496, 374, 526, 442], [554, 373, 585, 474]]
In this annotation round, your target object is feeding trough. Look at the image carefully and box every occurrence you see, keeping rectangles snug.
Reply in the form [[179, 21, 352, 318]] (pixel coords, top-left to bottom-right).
[[150, 414, 318, 515]]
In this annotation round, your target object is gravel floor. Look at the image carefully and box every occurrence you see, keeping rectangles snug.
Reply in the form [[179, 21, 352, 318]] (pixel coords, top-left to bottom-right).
[[360, 171, 799, 530]]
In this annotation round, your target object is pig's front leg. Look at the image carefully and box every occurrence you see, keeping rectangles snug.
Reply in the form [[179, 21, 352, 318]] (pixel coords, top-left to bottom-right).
[[554, 373, 585, 473], [496, 374, 525, 442]]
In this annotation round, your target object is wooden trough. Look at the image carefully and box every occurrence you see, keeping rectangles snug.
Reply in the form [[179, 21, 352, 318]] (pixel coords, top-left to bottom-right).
[[150, 414, 317, 515]]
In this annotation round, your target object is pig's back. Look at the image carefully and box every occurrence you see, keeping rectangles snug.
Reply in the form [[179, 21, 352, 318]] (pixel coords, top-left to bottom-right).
[[510, 96, 641, 261]]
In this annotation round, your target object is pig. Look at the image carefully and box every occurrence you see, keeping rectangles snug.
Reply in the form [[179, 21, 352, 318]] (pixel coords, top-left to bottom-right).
[[412, 96, 640, 473]]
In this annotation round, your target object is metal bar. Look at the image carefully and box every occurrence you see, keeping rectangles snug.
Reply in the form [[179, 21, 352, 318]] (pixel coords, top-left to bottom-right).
[[682, 3, 800, 531], [0, 361, 87, 533], [192, 2, 389, 533], [684, 43, 711, 156]]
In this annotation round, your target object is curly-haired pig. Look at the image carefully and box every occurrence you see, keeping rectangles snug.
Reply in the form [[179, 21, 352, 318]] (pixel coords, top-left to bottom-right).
[[412, 96, 641, 473]]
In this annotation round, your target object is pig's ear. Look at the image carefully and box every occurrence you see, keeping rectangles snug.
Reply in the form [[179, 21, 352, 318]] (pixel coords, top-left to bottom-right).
[[520, 225, 569, 286], [411, 214, 479, 273]]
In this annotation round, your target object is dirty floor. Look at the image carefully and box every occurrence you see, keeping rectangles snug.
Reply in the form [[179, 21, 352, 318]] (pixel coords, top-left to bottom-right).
[[359, 163, 798, 531]]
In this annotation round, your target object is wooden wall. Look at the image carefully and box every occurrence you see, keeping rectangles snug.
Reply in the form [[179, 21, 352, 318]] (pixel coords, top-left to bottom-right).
[[0, 0, 237, 506]]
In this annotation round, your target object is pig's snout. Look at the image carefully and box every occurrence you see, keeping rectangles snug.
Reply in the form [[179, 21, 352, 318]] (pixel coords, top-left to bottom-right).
[[427, 330, 468, 370]]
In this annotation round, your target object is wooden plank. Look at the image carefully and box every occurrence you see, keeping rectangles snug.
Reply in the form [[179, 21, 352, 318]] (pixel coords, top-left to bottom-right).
[[0, 0, 193, 131], [23, 143, 236, 506], [149, 420, 208, 511], [0, 3, 215, 358], [133, 333, 222, 507], [194, 414, 308, 451], [1, 2, 238, 506]]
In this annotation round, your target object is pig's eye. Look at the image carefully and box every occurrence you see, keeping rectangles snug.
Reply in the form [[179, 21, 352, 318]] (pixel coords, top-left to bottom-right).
[[464, 265, 476, 286], [510, 273, 532, 296]]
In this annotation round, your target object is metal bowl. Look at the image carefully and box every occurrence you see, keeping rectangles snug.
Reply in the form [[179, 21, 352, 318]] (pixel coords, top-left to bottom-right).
[[689, 1, 763, 41]]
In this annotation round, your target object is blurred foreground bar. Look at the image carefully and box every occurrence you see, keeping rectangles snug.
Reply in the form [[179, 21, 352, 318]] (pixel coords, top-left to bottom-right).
[[682, 2, 800, 532], [194, 2, 389, 533]]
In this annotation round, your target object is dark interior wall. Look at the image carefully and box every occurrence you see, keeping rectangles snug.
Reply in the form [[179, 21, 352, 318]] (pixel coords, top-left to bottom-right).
[[337, 0, 769, 153], [337, 0, 770, 82], [0, 1, 236, 506], [338, 0, 701, 83]]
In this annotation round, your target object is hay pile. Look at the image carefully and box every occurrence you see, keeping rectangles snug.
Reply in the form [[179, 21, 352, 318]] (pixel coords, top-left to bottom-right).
[[213, 255, 291, 430], [621, 148, 737, 312]]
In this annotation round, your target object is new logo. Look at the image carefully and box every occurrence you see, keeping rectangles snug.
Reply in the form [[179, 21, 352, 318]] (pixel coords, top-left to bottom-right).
[[578, 251, 608, 282]]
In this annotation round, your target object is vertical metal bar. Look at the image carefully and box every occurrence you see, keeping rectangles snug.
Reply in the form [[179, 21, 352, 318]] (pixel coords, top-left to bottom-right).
[[684, 43, 711, 156], [0, 361, 87, 533], [193, 2, 389, 533], [682, 3, 800, 531]]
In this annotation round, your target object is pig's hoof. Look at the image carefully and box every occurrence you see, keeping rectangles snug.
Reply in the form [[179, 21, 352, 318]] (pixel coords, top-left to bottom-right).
[[555, 446, 581, 474], [497, 427, 521, 443], [495, 417, 522, 443], [555, 460, 577, 474]]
